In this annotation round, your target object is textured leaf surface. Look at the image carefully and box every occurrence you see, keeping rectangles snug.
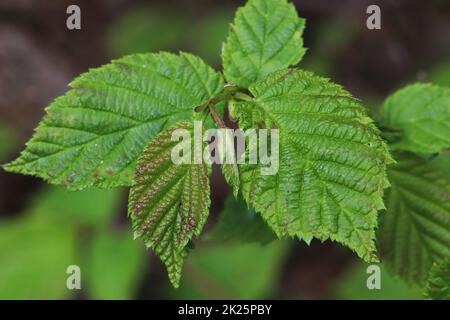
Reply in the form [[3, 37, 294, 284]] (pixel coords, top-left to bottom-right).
[[222, 0, 306, 88], [128, 121, 211, 287], [378, 152, 450, 284], [236, 69, 392, 262], [380, 83, 450, 153], [206, 195, 276, 244], [4, 52, 223, 190], [425, 260, 450, 300]]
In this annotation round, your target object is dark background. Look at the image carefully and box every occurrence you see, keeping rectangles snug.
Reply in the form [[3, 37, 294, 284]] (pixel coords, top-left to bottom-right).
[[0, 0, 448, 299]]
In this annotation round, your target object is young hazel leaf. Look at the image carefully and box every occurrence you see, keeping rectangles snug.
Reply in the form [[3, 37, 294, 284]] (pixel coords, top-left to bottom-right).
[[380, 83, 450, 154], [377, 152, 450, 284], [222, 0, 306, 88], [128, 121, 211, 287], [424, 260, 450, 300], [235, 69, 392, 262], [4, 52, 223, 190]]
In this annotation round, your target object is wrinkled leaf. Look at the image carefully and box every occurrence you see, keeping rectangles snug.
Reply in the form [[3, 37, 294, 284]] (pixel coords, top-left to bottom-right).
[[380, 83, 450, 154], [378, 152, 450, 284], [424, 260, 450, 300], [128, 121, 211, 287], [4, 52, 223, 190], [236, 69, 392, 262], [222, 0, 306, 88]]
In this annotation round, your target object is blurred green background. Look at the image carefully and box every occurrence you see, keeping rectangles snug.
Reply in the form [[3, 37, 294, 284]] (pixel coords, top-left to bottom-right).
[[0, 0, 449, 299]]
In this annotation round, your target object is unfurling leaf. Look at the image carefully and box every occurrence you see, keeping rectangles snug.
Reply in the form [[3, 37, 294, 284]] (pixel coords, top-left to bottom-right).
[[222, 0, 306, 88], [4, 52, 223, 190], [377, 152, 450, 284], [128, 121, 211, 287], [380, 83, 450, 154], [236, 69, 392, 262]]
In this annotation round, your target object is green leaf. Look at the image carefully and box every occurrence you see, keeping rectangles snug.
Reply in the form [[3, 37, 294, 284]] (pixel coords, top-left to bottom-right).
[[4, 52, 223, 190], [222, 0, 306, 88], [236, 69, 392, 262], [205, 195, 276, 244], [380, 83, 450, 154], [128, 121, 211, 287], [424, 260, 450, 300], [431, 151, 450, 179], [83, 230, 145, 299], [377, 152, 450, 284]]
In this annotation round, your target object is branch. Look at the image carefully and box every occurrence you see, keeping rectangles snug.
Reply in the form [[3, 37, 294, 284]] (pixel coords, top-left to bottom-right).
[[208, 103, 227, 129]]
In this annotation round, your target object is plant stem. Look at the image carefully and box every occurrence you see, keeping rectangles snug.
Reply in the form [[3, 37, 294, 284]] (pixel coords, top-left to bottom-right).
[[234, 92, 253, 102], [208, 103, 227, 129], [211, 84, 240, 104]]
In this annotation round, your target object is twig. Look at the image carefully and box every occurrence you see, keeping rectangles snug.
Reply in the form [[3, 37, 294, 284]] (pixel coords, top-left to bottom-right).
[[208, 103, 227, 129]]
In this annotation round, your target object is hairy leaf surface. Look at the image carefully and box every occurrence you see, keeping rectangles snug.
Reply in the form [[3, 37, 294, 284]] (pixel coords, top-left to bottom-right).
[[128, 121, 211, 287], [236, 69, 392, 262], [222, 0, 306, 88], [378, 152, 450, 284], [380, 83, 450, 154], [4, 52, 223, 190]]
